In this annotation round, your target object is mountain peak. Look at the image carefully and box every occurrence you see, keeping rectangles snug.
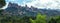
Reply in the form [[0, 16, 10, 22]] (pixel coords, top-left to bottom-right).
[[1, 2, 60, 17]]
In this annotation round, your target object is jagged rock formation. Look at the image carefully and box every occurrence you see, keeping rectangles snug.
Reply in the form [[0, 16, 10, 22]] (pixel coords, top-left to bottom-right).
[[1, 2, 60, 18]]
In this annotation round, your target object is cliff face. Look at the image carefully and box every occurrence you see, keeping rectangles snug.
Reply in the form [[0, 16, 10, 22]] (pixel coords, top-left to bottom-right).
[[1, 2, 60, 18]]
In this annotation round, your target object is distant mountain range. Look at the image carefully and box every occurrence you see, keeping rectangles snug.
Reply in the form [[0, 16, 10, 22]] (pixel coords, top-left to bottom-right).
[[1, 2, 60, 18]]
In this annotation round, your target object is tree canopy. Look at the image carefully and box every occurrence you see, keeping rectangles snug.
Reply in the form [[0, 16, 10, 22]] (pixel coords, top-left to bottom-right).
[[0, 0, 6, 8]]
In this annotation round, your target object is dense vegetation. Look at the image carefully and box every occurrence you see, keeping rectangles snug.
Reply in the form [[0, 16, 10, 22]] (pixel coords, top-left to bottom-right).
[[30, 13, 60, 23], [48, 16, 60, 23], [0, 10, 60, 23], [30, 13, 47, 23], [0, 0, 6, 8]]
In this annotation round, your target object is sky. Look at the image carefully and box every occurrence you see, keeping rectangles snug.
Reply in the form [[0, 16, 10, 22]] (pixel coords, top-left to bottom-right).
[[2, 0, 60, 9]]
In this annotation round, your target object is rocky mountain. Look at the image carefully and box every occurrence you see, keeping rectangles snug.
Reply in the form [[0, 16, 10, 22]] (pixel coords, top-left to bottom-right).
[[1, 2, 60, 18]]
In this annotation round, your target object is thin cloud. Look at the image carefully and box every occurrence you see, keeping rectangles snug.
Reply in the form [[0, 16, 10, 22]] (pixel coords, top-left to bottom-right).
[[3, 0, 60, 9], [21, 0, 60, 9]]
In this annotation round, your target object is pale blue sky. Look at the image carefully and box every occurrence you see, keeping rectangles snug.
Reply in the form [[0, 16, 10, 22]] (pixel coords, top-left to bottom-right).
[[5, 0, 32, 4], [2, 0, 60, 9]]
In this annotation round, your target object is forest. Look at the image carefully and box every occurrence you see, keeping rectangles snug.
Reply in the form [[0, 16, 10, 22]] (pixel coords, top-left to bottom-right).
[[0, 10, 60, 23], [0, 0, 6, 8]]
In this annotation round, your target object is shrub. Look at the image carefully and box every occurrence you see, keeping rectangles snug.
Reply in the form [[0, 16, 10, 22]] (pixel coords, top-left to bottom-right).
[[30, 13, 47, 23], [48, 16, 60, 23]]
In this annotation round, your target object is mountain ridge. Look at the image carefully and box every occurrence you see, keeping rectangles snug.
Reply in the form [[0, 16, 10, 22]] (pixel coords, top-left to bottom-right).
[[1, 2, 60, 18]]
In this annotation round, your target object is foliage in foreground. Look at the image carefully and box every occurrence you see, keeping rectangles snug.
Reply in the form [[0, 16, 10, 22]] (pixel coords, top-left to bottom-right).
[[30, 13, 60, 23], [48, 16, 60, 23], [30, 13, 47, 23], [0, 0, 6, 8], [0, 10, 60, 23]]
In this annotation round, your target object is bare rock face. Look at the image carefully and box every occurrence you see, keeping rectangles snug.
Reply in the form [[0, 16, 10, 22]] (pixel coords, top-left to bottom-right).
[[0, 0, 6, 8], [1, 2, 60, 18]]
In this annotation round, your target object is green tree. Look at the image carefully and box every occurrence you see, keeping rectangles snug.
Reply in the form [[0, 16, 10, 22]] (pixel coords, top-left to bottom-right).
[[0, 9, 4, 16], [30, 13, 47, 23], [0, 0, 6, 8], [48, 16, 60, 23]]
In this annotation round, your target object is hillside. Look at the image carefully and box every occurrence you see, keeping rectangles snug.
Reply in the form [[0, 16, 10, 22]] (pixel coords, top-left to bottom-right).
[[1, 2, 60, 18]]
